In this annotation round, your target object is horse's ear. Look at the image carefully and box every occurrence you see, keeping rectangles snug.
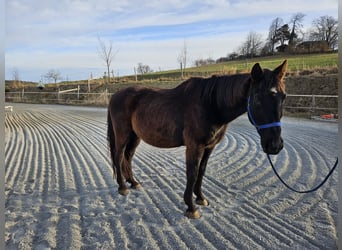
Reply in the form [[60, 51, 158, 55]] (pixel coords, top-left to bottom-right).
[[251, 63, 263, 82], [274, 60, 287, 80]]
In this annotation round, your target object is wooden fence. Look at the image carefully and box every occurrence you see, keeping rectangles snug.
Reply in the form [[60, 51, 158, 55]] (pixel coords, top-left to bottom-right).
[[284, 94, 338, 116], [5, 90, 338, 116]]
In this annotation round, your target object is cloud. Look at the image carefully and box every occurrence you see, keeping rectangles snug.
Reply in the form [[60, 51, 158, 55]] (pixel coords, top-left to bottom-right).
[[5, 0, 338, 81]]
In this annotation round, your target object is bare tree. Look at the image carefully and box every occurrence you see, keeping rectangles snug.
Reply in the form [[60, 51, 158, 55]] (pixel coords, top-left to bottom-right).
[[97, 37, 118, 83], [137, 63, 153, 75], [194, 57, 215, 67], [267, 17, 283, 54], [288, 13, 305, 48], [177, 40, 187, 78], [45, 69, 62, 85], [12, 68, 21, 88], [240, 31, 263, 58], [310, 15, 338, 50]]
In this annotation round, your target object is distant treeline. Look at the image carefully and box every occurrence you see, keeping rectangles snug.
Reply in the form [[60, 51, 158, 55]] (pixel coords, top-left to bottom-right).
[[194, 13, 338, 67]]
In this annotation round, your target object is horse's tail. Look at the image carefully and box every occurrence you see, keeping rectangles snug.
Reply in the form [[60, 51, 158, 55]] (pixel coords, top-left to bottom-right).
[[107, 108, 116, 177]]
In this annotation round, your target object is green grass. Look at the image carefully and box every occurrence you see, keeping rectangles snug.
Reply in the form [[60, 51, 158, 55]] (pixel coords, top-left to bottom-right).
[[139, 52, 338, 80]]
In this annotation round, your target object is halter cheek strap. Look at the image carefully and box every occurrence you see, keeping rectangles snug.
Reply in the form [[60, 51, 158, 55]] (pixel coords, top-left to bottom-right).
[[247, 96, 281, 130]]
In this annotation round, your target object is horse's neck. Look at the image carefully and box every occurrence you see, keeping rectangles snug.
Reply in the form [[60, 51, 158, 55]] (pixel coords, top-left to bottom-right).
[[216, 78, 250, 124], [218, 97, 248, 124]]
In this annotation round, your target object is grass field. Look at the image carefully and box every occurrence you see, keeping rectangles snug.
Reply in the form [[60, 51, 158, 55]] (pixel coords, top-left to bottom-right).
[[138, 52, 338, 80], [5, 53, 338, 90]]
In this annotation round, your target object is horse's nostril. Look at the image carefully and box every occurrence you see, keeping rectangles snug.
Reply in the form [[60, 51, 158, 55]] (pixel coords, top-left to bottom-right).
[[263, 138, 283, 155], [271, 137, 283, 149]]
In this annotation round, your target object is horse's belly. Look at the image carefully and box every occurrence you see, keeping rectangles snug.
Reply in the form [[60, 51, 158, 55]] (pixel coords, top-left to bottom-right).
[[132, 115, 183, 148], [136, 128, 183, 148], [142, 136, 183, 148]]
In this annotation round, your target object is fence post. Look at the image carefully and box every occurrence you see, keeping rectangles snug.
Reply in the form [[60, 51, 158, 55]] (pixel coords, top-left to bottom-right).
[[104, 89, 108, 105], [58, 88, 60, 103], [311, 95, 316, 116], [77, 85, 80, 100], [21, 88, 24, 101]]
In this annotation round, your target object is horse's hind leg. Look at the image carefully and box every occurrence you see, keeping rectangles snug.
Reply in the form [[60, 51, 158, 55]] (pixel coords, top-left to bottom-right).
[[108, 110, 128, 195], [113, 129, 134, 195], [114, 144, 130, 195], [124, 133, 141, 189]]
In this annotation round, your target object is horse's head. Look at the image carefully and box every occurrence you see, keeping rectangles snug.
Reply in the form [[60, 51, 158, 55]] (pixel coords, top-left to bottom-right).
[[248, 60, 287, 155]]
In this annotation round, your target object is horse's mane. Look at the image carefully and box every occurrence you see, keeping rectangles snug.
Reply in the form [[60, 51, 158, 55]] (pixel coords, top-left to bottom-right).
[[181, 74, 251, 108]]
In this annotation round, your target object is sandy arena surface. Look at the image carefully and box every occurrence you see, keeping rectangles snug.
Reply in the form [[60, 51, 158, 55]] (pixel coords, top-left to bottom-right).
[[5, 103, 338, 249]]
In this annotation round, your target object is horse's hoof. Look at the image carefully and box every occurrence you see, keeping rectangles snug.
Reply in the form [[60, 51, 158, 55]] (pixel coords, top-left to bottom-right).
[[118, 188, 129, 196], [185, 209, 201, 219], [196, 198, 209, 206], [131, 183, 142, 190]]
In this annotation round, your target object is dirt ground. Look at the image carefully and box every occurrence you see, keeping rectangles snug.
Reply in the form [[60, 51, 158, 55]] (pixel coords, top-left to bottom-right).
[[5, 103, 338, 249]]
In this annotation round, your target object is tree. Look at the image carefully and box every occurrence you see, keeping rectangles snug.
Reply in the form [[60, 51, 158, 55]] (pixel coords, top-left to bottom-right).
[[310, 15, 338, 50], [277, 24, 291, 46], [267, 17, 283, 54], [45, 69, 62, 84], [288, 13, 305, 48], [275, 24, 291, 52], [12, 68, 21, 88], [97, 37, 118, 83], [239, 31, 263, 58], [137, 63, 153, 75], [260, 42, 273, 56], [194, 57, 215, 66], [177, 40, 187, 78], [227, 52, 239, 60]]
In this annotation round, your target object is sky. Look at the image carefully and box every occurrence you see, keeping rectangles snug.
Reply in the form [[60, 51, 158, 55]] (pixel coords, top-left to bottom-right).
[[5, 0, 338, 82]]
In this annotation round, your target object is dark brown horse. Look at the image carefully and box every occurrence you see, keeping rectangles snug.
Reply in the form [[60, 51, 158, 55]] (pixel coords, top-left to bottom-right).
[[107, 60, 287, 218]]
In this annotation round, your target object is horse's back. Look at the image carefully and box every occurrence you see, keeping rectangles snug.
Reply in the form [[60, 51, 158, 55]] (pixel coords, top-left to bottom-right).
[[109, 86, 147, 111], [108, 86, 186, 148]]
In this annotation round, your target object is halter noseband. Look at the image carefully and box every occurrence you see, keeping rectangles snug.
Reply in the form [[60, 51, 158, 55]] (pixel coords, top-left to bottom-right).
[[247, 96, 281, 131]]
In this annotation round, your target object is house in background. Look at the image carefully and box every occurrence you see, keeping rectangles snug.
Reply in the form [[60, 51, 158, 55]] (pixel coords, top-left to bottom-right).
[[295, 41, 331, 54]]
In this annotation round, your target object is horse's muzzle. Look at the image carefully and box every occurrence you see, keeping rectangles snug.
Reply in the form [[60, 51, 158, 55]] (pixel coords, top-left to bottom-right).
[[262, 137, 283, 155]]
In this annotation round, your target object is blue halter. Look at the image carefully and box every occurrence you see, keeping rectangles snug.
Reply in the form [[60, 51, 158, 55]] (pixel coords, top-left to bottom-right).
[[247, 96, 281, 130]]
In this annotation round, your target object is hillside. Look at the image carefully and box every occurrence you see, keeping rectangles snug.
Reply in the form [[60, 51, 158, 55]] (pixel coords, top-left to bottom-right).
[[5, 53, 338, 87], [143, 53, 338, 80], [5, 53, 338, 117]]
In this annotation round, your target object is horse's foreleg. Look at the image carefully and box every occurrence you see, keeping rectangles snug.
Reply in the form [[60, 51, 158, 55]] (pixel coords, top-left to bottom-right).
[[184, 146, 204, 219], [194, 147, 214, 206]]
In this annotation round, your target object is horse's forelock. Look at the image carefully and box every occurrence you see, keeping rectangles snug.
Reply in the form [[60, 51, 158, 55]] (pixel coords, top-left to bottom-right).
[[263, 69, 286, 94]]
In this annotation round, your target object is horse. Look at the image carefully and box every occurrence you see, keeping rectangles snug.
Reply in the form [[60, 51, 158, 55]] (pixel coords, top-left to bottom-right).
[[107, 60, 287, 219]]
